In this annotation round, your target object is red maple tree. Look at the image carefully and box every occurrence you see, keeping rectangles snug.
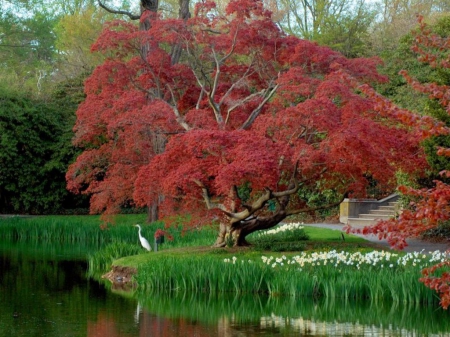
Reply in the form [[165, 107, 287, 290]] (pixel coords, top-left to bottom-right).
[[345, 16, 450, 309], [67, 0, 427, 247]]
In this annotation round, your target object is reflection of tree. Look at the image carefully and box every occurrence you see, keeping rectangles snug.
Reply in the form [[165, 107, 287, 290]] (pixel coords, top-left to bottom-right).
[[138, 313, 214, 337], [87, 313, 121, 337]]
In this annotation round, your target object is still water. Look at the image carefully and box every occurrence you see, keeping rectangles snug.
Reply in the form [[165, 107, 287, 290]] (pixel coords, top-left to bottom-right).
[[1, 241, 450, 337]]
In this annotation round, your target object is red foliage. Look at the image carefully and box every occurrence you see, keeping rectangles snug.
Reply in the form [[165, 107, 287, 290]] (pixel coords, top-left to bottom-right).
[[420, 261, 450, 309], [154, 229, 166, 239], [69, 2, 424, 230]]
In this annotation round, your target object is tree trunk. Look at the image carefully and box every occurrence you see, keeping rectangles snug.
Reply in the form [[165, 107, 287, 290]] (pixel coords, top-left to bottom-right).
[[170, 0, 191, 64], [147, 202, 159, 222], [212, 211, 288, 247], [212, 222, 228, 247]]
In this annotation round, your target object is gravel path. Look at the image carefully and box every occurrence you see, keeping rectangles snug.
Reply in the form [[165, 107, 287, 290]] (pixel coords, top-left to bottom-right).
[[304, 223, 450, 253]]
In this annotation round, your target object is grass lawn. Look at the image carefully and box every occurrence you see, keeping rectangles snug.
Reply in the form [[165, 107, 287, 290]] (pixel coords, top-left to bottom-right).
[[111, 225, 388, 269]]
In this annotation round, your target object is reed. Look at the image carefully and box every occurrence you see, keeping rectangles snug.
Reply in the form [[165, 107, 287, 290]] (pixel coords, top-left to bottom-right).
[[88, 242, 143, 275], [0, 215, 147, 243], [155, 225, 217, 249], [133, 249, 447, 306]]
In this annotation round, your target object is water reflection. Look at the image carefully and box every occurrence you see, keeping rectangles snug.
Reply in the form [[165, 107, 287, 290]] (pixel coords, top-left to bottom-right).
[[1, 240, 450, 337], [0, 242, 139, 337], [136, 292, 450, 336]]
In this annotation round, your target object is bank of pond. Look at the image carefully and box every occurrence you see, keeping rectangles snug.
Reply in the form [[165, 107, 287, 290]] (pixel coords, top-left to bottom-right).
[[0, 215, 450, 336]]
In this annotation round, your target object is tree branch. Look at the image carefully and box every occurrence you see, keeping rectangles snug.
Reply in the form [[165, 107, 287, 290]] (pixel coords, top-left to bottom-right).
[[229, 188, 272, 222], [240, 83, 279, 130], [209, 47, 224, 123], [97, 0, 141, 20], [192, 179, 232, 214], [193, 179, 273, 221], [220, 59, 255, 110]]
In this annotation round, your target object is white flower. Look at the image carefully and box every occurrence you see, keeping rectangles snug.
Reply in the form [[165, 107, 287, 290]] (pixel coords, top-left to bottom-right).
[[257, 222, 305, 236]]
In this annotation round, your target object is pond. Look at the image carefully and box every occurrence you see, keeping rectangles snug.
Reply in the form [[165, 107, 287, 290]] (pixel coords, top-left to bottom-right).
[[1, 240, 450, 337]]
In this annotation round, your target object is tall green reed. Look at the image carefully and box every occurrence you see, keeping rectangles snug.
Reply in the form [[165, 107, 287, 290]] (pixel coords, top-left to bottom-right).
[[134, 250, 444, 306], [0, 215, 145, 243], [0, 215, 213, 248], [88, 241, 143, 275]]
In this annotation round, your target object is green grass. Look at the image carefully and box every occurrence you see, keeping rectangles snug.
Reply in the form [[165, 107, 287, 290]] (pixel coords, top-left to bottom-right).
[[304, 226, 362, 242], [248, 224, 309, 251], [0, 214, 217, 270]]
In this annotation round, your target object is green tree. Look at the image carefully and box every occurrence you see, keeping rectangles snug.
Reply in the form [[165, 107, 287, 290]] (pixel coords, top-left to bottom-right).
[[0, 84, 86, 214], [0, 7, 58, 95]]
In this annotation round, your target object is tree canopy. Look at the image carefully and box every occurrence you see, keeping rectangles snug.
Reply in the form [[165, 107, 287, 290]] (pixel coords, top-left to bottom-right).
[[67, 0, 428, 247]]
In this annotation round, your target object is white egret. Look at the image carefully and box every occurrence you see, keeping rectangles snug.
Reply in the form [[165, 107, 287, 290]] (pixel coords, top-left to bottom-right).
[[134, 224, 152, 251]]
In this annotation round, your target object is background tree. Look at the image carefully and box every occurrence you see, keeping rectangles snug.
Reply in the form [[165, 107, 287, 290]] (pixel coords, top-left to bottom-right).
[[272, 0, 376, 57], [368, 0, 450, 56], [0, 1, 58, 95], [53, 5, 111, 81], [68, 0, 427, 246], [0, 0, 130, 95]]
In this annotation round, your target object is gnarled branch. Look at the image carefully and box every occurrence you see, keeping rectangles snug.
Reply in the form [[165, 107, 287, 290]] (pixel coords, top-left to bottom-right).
[[193, 178, 273, 221], [229, 188, 272, 223]]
